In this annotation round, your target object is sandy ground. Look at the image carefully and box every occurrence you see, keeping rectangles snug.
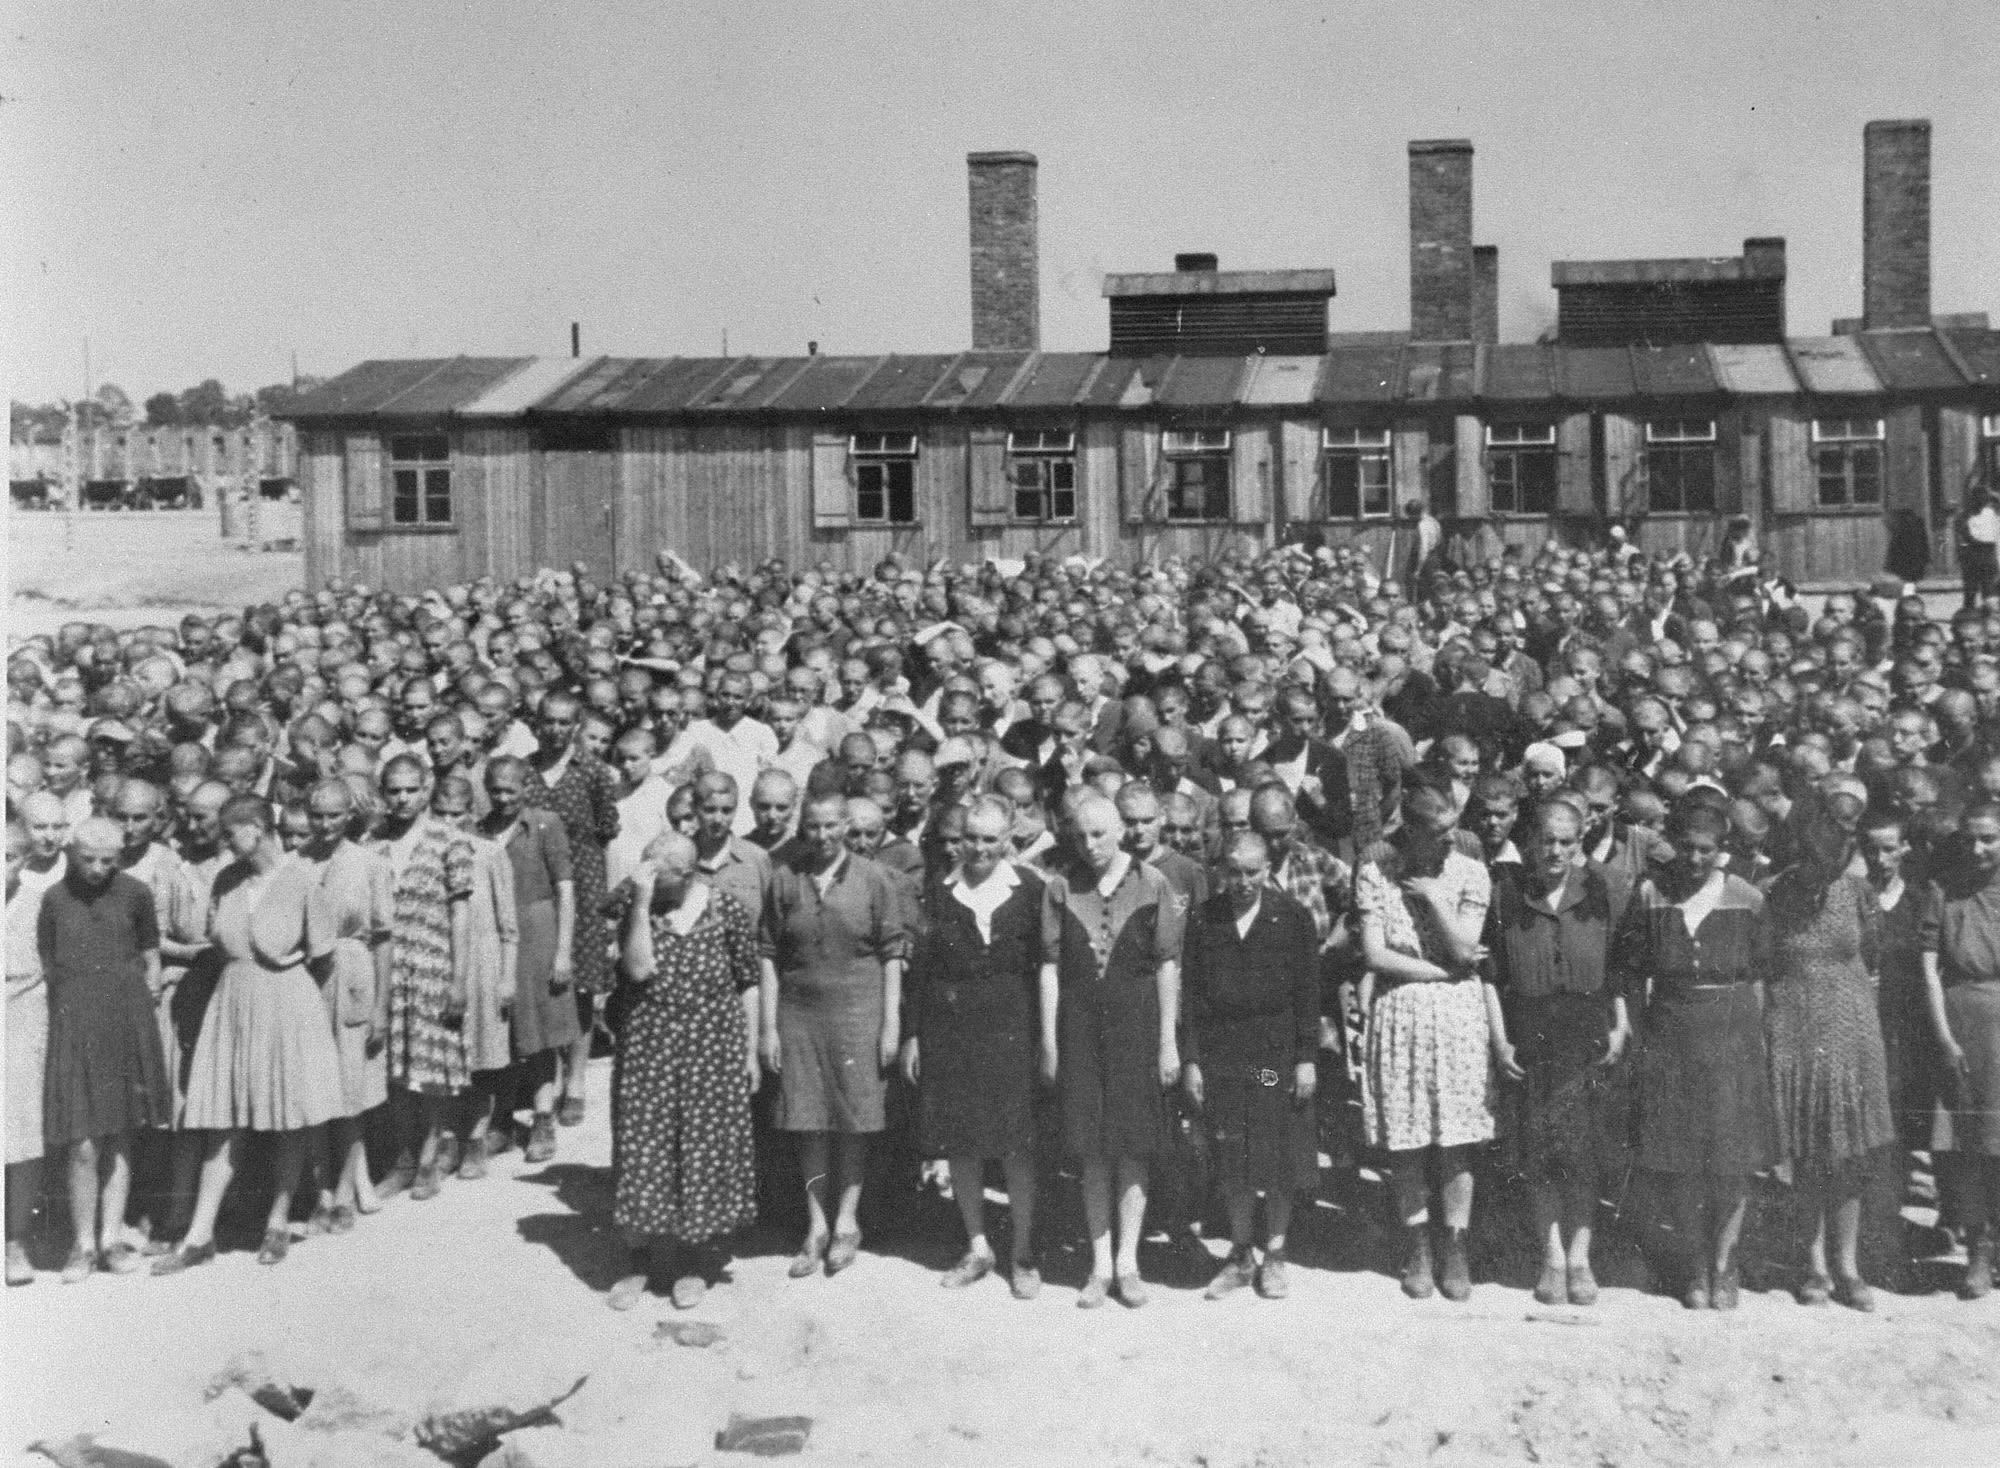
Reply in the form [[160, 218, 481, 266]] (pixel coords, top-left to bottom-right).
[[6, 513, 2000, 1466], [5, 509, 303, 641], [2, 1052, 1998, 1468]]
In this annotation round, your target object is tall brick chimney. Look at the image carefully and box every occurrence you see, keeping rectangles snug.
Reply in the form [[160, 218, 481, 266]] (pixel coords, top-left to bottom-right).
[[1862, 119, 1931, 329], [1409, 139, 1474, 341], [1472, 245, 1499, 345], [967, 151, 1040, 351]]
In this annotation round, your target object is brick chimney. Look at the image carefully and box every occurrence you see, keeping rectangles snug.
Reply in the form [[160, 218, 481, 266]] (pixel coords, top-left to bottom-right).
[[1472, 245, 1499, 345], [967, 151, 1040, 350], [1409, 139, 1474, 341], [1863, 119, 1931, 329]]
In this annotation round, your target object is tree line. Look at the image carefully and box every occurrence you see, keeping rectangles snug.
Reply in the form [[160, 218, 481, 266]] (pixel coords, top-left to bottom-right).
[[10, 377, 325, 441]]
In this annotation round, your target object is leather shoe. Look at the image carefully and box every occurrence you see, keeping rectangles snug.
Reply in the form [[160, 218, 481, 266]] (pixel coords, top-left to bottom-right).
[[1206, 1249, 1255, 1300], [940, 1250, 993, 1289], [410, 1165, 441, 1202], [1114, 1271, 1147, 1308], [5, 1240, 32, 1286], [1798, 1273, 1832, 1306], [557, 1095, 586, 1127], [788, 1237, 827, 1279], [524, 1113, 557, 1164], [607, 1273, 649, 1311], [257, 1229, 290, 1266], [329, 1204, 357, 1235], [1008, 1259, 1041, 1300], [152, 1241, 216, 1277], [60, 1244, 97, 1284], [1533, 1263, 1567, 1307], [1254, 1254, 1289, 1300], [1566, 1262, 1599, 1306], [1076, 1275, 1109, 1310], [1834, 1275, 1876, 1313], [825, 1231, 863, 1275]]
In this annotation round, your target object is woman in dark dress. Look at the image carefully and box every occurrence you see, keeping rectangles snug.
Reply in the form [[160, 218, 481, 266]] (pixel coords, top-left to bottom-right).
[[1612, 800, 1775, 1310], [39, 818, 172, 1282], [902, 795, 1059, 1300], [1764, 809, 1894, 1310], [1180, 832, 1319, 1302], [759, 793, 908, 1279], [606, 832, 760, 1312], [524, 690, 620, 1129], [1046, 793, 1184, 1310], [1484, 801, 1632, 1308], [1920, 800, 2000, 1299]]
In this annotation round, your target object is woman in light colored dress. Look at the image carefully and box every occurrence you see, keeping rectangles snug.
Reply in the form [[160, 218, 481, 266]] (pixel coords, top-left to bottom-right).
[[298, 778, 393, 1228], [156, 796, 347, 1271], [434, 774, 519, 1177], [6, 820, 49, 1285], [1357, 781, 1497, 1303]]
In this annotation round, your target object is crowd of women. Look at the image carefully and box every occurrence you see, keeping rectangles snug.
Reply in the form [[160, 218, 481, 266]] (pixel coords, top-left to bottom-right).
[[5, 528, 1998, 1318]]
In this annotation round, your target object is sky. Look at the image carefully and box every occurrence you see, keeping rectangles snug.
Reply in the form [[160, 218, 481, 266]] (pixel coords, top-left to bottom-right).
[[3, 0, 1997, 404]]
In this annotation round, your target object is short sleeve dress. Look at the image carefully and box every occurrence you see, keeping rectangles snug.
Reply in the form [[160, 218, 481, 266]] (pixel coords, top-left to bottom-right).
[[611, 885, 761, 1243], [496, 808, 580, 1059], [1919, 869, 2000, 1157], [1048, 853, 1186, 1160], [372, 815, 476, 1096], [38, 869, 172, 1146], [302, 839, 395, 1116], [525, 750, 620, 997], [460, 831, 520, 1075], [1358, 847, 1494, 1154], [760, 852, 910, 1134]]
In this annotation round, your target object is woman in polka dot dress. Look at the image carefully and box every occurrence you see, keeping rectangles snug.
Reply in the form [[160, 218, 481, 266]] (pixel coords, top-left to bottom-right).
[[604, 831, 760, 1311]]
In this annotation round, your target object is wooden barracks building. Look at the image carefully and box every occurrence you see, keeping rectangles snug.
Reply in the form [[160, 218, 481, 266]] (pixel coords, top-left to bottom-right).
[[285, 122, 2000, 593]]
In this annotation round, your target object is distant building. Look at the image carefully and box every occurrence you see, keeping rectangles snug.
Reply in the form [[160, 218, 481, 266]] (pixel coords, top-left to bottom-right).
[[281, 121, 1999, 592]]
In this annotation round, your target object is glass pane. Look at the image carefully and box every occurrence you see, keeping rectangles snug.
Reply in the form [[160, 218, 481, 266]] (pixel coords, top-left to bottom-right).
[[1487, 455, 1515, 514], [1323, 455, 1360, 519], [1521, 453, 1557, 516], [1050, 459, 1075, 491], [1204, 461, 1233, 520], [1683, 451, 1715, 513], [887, 461, 915, 523], [424, 468, 452, 522], [1361, 455, 1392, 517], [392, 468, 419, 524], [1853, 446, 1882, 505], [856, 463, 884, 521], [1050, 486, 1076, 520], [1015, 485, 1044, 519]]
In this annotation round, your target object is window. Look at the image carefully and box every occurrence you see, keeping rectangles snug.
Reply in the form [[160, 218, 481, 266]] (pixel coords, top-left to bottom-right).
[[851, 432, 917, 524], [1161, 427, 1231, 521], [1811, 418, 1885, 509], [1484, 424, 1557, 516], [1643, 419, 1717, 513], [1007, 429, 1077, 522], [389, 433, 452, 526], [1321, 427, 1393, 519]]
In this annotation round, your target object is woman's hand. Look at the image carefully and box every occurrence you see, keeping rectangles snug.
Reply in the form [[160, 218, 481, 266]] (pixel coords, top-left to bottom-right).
[[879, 1020, 900, 1075], [1941, 1033, 1969, 1078], [1597, 1025, 1631, 1067], [549, 953, 573, 996], [1158, 1042, 1181, 1090], [758, 1026, 782, 1075], [366, 1013, 387, 1056], [1038, 1039, 1058, 1087], [900, 1036, 921, 1087], [1182, 1061, 1204, 1109], [1292, 1060, 1317, 1104], [1492, 1037, 1526, 1082], [744, 1046, 762, 1094], [1400, 875, 1444, 907]]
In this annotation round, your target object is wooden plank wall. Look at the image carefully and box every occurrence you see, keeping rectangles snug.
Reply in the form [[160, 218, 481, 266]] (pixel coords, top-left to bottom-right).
[[298, 431, 344, 590]]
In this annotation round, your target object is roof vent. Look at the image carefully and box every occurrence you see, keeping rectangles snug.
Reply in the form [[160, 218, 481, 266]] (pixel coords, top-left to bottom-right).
[[1175, 253, 1219, 273]]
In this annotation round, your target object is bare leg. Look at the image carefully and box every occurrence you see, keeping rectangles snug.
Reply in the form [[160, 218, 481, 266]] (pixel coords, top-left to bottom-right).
[[265, 1131, 307, 1235], [178, 1132, 241, 1249], [1562, 1180, 1597, 1272], [1531, 1183, 1566, 1271], [1264, 1189, 1294, 1255], [949, 1156, 992, 1259], [66, 1138, 100, 1254], [96, 1134, 133, 1255], [1710, 1174, 1749, 1277], [831, 1134, 868, 1237], [1113, 1158, 1148, 1278], [1080, 1158, 1114, 1280], [561, 998, 596, 1108], [1437, 1146, 1474, 1229], [1831, 1192, 1864, 1282], [1000, 1150, 1037, 1265], [1392, 1151, 1431, 1227], [798, 1133, 832, 1248]]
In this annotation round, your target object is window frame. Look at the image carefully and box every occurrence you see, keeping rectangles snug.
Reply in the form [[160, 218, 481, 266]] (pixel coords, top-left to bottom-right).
[[1641, 418, 1718, 515], [1159, 426, 1232, 522], [387, 431, 454, 529], [1483, 423, 1558, 516], [1321, 426, 1395, 520], [1810, 417, 1886, 511], [1006, 428, 1078, 524], [849, 430, 919, 525]]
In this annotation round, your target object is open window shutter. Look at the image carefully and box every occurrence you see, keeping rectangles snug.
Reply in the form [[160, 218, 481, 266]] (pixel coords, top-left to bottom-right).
[[967, 427, 1010, 526], [1766, 410, 1811, 515], [811, 430, 851, 529], [1714, 412, 1746, 516], [1120, 425, 1158, 524], [1557, 412, 1594, 515], [1454, 416, 1489, 518], [345, 432, 385, 532], [1393, 424, 1427, 513], [1232, 425, 1272, 526], [1603, 414, 1645, 515], [1279, 420, 1319, 521]]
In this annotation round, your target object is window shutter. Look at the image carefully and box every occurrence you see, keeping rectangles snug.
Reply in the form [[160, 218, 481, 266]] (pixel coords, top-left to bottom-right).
[[967, 426, 1010, 526], [1453, 416, 1488, 518], [1120, 425, 1159, 524], [1557, 412, 1594, 515], [1279, 420, 1320, 522], [1768, 409, 1812, 515], [1716, 413, 1747, 516], [345, 432, 384, 532], [1603, 414, 1644, 515], [811, 430, 851, 529], [1231, 425, 1272, 526]]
